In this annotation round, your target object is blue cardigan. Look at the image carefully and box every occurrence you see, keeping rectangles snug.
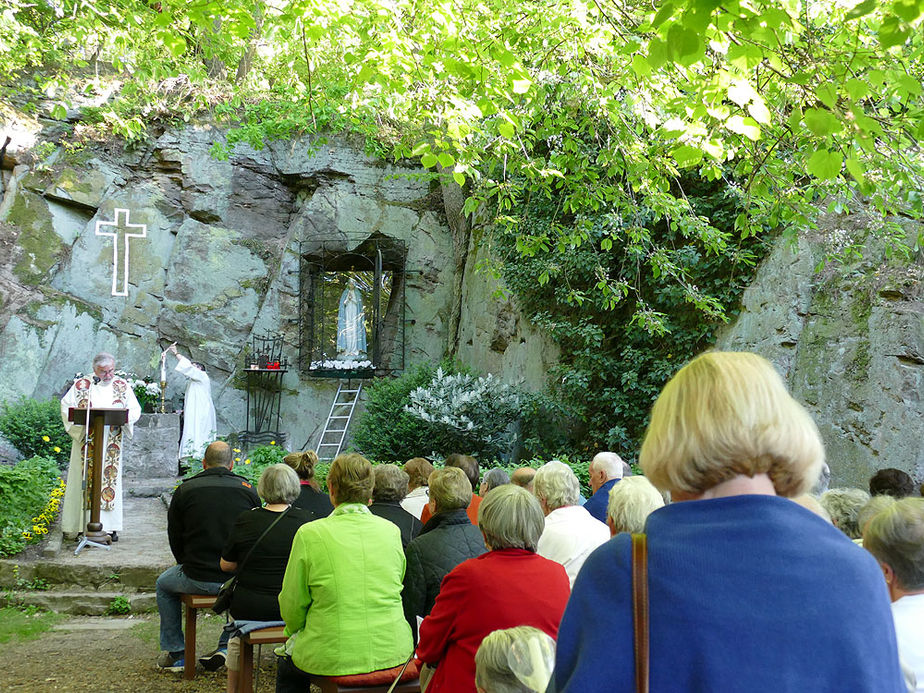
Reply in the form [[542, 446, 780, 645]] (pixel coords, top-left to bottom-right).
[[551, 494, 905, 692]]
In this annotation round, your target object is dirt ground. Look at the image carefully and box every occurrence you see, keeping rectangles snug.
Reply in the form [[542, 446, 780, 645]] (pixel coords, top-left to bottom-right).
[[0, 612, 278, 692]]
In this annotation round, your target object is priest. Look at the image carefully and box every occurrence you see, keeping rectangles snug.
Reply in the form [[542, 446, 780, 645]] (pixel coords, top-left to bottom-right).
[[60, 352, 141, 542], [168, 344, 216, 463]]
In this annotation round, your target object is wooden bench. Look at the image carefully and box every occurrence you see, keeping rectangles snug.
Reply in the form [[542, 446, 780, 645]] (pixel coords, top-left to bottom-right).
[[239, 625, 287, 692], [179, 593, 217, 680]]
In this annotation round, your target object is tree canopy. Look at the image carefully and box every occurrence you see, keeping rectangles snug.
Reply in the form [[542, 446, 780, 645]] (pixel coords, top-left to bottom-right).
[[2, 0, 922, 331]]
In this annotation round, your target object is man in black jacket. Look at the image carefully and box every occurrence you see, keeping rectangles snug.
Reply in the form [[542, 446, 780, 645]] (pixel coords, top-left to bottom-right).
[[155, 441, 260, 672], [403, 466, 486, 641]]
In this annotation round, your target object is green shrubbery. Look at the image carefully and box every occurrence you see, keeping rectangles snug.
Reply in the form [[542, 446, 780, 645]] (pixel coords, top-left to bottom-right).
[[0, 456, 62, 557], [0, 398, 70, 469]]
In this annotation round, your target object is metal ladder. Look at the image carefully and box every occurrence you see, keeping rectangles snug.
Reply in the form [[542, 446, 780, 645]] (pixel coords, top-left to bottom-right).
[[316, 382, 363, 459]]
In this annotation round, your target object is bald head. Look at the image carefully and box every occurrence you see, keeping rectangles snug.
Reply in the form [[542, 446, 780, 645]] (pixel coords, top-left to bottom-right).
[[203, 441, 232, 469], [510, 467, 536, 491]]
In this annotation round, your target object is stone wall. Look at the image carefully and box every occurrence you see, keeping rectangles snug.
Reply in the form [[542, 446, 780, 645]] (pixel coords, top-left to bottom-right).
[[716, 212, 924, 488]]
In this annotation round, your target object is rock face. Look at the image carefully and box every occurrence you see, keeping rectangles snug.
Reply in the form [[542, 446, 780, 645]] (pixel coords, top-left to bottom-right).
[[0, 123, 557, 455], [716, 212, 924, 488]]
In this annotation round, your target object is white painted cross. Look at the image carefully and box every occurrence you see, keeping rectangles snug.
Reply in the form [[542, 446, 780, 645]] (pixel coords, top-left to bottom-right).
[[95, 208, 147, 297]]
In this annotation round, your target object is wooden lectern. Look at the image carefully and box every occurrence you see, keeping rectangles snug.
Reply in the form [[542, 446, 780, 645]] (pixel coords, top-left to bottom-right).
[[68, 407, 129, 554]]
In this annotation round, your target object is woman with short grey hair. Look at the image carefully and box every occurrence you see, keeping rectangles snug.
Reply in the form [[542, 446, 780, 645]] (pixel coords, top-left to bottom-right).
[[370, 463, 421, 546], [864, 498, 924, 692], [480, 467, 511, 496], [605, 475, 665, 535], [219, 463, 312, 692], [416, 485, 570, 692]]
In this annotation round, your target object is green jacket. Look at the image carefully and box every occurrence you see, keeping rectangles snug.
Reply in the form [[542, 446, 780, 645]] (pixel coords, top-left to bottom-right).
[[279, 503, 413, 675]]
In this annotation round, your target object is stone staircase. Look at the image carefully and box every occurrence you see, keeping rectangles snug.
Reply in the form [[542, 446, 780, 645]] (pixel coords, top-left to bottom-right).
[[0, 494, 175, 615]]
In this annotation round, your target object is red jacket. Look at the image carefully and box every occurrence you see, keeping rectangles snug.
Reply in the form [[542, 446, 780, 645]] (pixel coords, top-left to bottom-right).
[[416, 548, 570, 692]]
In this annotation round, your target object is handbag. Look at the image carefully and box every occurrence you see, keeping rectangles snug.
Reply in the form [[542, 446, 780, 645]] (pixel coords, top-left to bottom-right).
[[631, 533, 649, 693], [213, 507, 290, 615]]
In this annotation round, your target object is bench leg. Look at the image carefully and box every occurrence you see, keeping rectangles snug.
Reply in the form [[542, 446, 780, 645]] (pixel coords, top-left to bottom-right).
[[239, 638, 255, 692], [184, 605, 197, 680]]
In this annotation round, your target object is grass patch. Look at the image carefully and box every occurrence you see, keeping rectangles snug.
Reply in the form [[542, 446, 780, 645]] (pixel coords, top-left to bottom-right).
[[0, 606, 63, 643]]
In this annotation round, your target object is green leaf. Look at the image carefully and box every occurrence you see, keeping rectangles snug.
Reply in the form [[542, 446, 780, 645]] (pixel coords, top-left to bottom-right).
[[804, 108, 842, 136], [667, 24, 701, 62], [497, 121, 515, 139], [726, 115, 761, 141], [815, 84, 838, 109], [846, 79, 868, 101], [879, 16, 911, 47], [845, 0, 877, 19], [845, 153, 866, 185], [892, 0, 924, 23], [420, 152, 438, 168], [437, 152, 455, 168], [747, 98, 771, 125], [807, 149, 844, 180], [652, 2, 677, 29], [452, 171, 466, 187], [648, 38, 669, 69], [632, 55, 652, 77], [50, 103, 67, 120], [411, 142, 430, 157], [671, 144, 704, 167], [511, 78, 532, 94]]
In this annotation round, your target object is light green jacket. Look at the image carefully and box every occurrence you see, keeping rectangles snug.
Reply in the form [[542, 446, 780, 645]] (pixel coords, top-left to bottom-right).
[[279, 503, 413, 675]]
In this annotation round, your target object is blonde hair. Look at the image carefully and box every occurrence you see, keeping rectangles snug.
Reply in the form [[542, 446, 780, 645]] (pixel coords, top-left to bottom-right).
[[284, 450, 319, 481], [640, 351, 823, 497], [606, 476, 665, 534], [404, 457, 434, 489], [327, 453, 374, 505], [864, 498, 924, 590], [429, 467, 472, 512]]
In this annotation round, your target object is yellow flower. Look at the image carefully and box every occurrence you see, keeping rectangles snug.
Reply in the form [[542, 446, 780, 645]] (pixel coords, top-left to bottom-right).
[[233, 448, 241, 453], [42, 435, 50, 442], [234, 458, 240, 463], [245, 459, 251, 464], [270, 441, 276, 445], [53, 446, 61, 453]]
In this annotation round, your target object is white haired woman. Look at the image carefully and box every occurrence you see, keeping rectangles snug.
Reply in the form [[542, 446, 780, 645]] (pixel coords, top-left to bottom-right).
[[864, 498, 924, 692], [551, 351, 905, 692], [219, 464, 312, 693], [417, 485, 570, 692], [605, 475, 665, 535]]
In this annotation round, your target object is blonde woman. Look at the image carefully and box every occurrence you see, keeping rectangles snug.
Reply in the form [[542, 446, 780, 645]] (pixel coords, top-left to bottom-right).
[[551, 351, 905, 692]]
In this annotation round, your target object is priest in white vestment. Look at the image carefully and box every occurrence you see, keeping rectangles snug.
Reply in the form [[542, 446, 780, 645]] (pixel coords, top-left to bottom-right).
[[169, 345, 217, 462], [60, 352, 141, 540]]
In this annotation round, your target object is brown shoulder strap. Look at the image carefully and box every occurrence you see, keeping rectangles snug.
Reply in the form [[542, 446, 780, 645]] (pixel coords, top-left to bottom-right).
[[632, 533, 649, 693]]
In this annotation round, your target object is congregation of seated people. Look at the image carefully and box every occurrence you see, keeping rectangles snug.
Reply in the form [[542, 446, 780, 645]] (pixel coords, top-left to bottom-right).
[[154, 352, 924, 693]]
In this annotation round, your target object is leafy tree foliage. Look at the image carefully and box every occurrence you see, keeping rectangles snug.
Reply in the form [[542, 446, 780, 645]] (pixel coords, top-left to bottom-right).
[[2, 0, 921, 331]]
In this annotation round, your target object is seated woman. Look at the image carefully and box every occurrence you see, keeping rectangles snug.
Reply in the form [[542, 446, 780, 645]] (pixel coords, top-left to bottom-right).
[[276, 453, 412, 690], [551, 351, 906, 692], [864, 497, 924, 692], [416, 484, 570, 692], [284, 450, 334, 518], [219, 464, 312, 693]]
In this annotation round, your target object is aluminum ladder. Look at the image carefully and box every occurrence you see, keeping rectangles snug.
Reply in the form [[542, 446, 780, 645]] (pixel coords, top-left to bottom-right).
[[316, 381, 363, 459]]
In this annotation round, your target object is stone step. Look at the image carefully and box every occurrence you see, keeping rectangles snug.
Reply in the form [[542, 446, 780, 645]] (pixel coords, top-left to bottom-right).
[[0, 557, 171, 591], [3, 589, 158, 615]]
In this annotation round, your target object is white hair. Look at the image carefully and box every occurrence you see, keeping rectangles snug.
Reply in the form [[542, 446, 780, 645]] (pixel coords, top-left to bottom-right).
[[533, 460, 581, 511], [606, 476, 665, 534], [591, 452, 624, 479]]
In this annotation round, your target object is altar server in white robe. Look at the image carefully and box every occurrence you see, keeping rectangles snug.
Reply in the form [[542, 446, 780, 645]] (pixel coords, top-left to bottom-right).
[[60, 352, 141, 540], [168, 344, 216, 462]]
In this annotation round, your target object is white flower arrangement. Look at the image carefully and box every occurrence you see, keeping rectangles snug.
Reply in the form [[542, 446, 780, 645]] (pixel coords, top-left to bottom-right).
[[309, 359, 374, 370]]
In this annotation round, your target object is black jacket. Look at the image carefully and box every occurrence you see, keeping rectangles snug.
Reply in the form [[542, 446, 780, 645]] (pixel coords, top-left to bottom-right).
[[369, 500, 422, 547], [402, 508, 486, 641], [167, 466, 261, 582]]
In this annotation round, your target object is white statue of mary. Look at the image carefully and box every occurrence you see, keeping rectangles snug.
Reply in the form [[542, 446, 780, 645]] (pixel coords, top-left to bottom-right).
[[337, 278, 367, 358]]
